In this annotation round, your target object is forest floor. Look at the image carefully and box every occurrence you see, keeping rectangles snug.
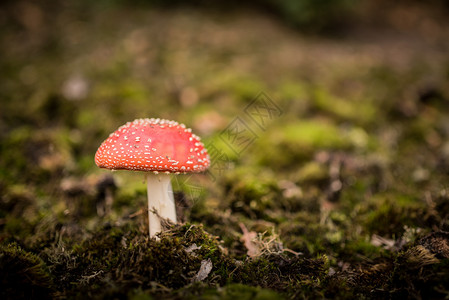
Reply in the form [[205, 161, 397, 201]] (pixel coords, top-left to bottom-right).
[[1, 1, 449, 299]]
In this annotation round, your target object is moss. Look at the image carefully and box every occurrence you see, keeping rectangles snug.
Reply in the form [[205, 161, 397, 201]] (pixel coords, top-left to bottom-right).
[[389, 243, 449, 298], [0, 219, 337, 298], [197, 283, 285, 300], [221, 170, 281, 219], [349, 260, 393, 298], [0, 243, 54, 299], [279, 209, 344, 254], [129, 290, 156, 300], [229, 254, 328, 296], [220, 75, 265, 103], [321, 276, 355, 299], [363, 196, 428, 237], [44, 223, 235, 298], [296, 161, 329, 184], [0, 127, 32, 184], [281, 120, 350, 149], [254, 120, 354, 170], [312, 87, 377, 125], [3, 217, 34, 238], [343, 238, 385, 260]]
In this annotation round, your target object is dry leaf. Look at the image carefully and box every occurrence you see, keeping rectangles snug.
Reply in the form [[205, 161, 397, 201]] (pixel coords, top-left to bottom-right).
[[192, 258, 213, 282], [185, 243, 201, 257], [240, 223, 260, 258]]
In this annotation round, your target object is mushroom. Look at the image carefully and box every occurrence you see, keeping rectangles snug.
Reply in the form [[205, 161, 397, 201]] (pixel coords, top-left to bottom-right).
[[95, 118, 210, 237]]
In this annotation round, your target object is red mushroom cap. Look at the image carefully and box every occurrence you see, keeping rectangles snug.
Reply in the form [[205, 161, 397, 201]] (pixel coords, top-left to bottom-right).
[[95, 118, 210, 174]]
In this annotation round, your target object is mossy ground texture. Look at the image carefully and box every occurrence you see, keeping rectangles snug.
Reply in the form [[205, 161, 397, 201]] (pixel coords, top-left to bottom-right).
[[1, 0, 449, 299]]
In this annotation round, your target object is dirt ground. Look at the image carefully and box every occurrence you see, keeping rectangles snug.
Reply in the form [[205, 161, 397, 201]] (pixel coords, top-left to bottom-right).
[[1, 0, 449, 299]]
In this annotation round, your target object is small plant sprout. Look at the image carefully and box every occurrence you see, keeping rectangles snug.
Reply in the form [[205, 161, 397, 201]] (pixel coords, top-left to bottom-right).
[[95, 118, 210, 237]]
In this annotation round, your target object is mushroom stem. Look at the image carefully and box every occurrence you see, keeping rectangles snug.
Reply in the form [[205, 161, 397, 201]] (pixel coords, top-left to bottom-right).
[[146, 173, 177, 237]]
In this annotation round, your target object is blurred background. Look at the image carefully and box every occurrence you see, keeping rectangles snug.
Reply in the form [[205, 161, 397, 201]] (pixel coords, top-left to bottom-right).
[[1, 0, 449, 228], [1, 0, 449, 297]]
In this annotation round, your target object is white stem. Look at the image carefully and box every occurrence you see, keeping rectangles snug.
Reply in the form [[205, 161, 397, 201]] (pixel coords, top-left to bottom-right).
[[146, 173, 177, 237]]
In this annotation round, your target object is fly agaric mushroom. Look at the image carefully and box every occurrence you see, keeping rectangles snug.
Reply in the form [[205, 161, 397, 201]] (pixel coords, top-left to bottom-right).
[[95, 118, 210, 237]]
